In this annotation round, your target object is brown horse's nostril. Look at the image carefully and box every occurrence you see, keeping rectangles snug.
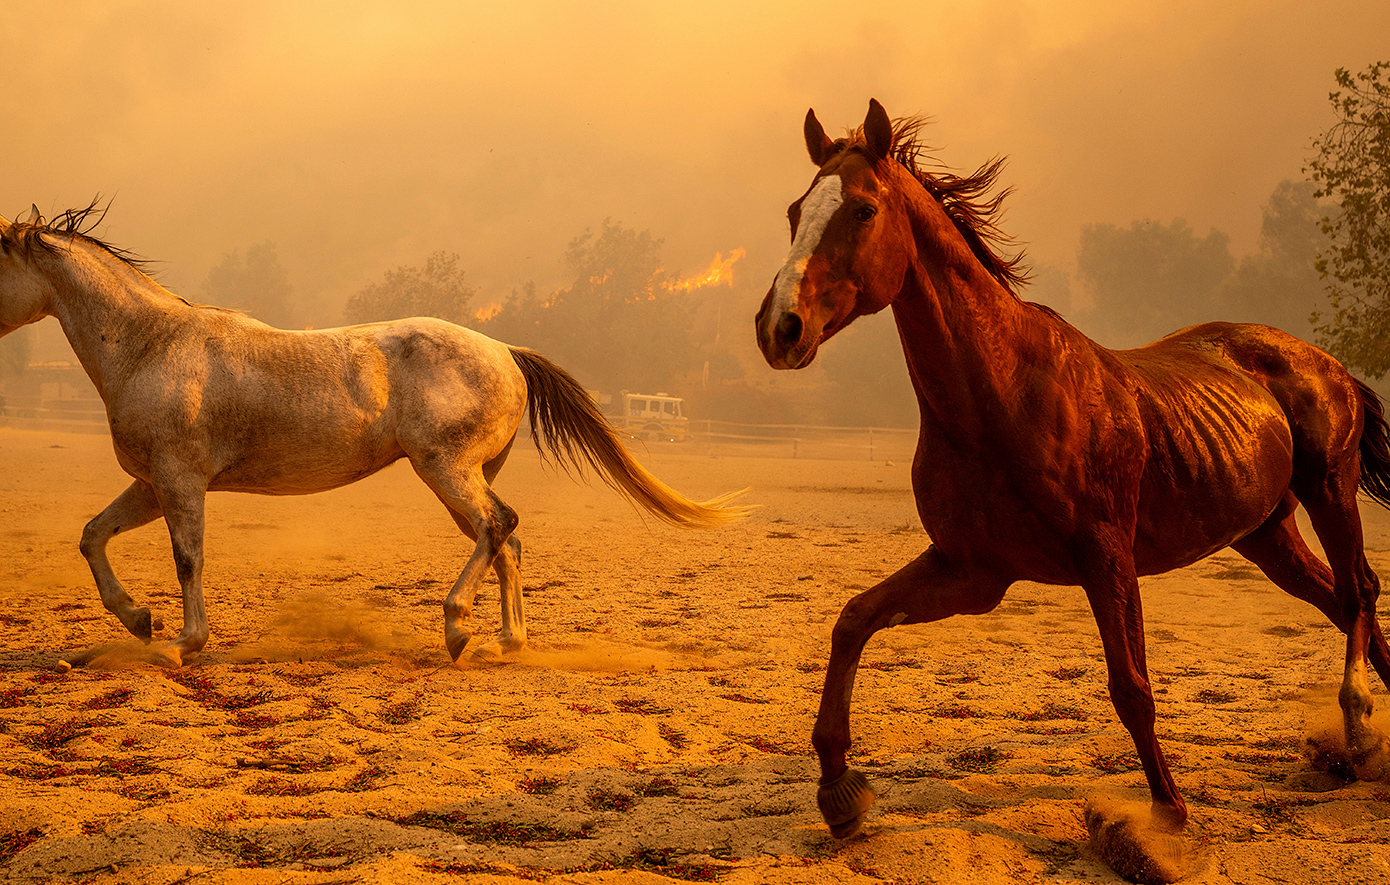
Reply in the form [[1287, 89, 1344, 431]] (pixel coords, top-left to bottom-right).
[[775, 312, 804, 352]]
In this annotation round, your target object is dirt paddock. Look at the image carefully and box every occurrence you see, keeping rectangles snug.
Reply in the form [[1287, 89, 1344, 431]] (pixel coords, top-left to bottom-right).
[[2, 426, 1389, 884]]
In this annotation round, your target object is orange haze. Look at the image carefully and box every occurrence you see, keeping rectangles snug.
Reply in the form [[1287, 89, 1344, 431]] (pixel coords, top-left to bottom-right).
[[2, 0, 1387, 337]]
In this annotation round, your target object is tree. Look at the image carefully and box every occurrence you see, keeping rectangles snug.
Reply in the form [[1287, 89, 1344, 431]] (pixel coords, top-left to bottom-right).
[[477, 220, 700, 393], [0, 326, 33, 381], [343, 251, 474, 326], [203, 241, 297, 329], [1025, 263, 1076, 316], [1308, 61, 1390, 379], [1217, 179, 1329, 337], [1075, 218, 1234, 348]]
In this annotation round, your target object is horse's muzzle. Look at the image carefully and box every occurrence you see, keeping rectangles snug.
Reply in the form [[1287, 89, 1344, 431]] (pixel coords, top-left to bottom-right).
[[755, 293, 816, 370]]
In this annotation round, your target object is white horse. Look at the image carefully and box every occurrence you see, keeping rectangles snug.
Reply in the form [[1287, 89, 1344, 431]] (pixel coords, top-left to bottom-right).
[[0, 204, 747, 668]]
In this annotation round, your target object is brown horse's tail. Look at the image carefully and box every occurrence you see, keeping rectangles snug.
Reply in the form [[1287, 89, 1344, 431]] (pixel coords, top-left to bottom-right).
[[1355, 377, 1390, 510], [509, 347, 751, 527]]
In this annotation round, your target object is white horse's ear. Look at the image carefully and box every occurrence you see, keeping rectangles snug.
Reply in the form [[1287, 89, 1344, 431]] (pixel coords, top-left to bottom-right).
[[26, 204, 43, 225], [805, 108, 835, 167], [864, 99, 892, 162]]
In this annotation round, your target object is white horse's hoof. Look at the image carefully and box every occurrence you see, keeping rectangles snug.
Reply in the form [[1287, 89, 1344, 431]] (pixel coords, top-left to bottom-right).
[[468, 642, 506, 662], [147, 643, 185, 669], [445, 632, 471, 662], [467, 637, 524, 663]]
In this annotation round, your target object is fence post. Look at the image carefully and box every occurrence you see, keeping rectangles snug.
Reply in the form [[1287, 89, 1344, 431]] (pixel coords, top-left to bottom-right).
[[868, 427, 875, 462], [792, 438, 798, 459], [706, 418, 712, 457]]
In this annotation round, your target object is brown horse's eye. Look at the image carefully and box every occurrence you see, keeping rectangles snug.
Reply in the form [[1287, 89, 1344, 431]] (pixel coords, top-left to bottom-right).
[[854, 204, 877, 223]]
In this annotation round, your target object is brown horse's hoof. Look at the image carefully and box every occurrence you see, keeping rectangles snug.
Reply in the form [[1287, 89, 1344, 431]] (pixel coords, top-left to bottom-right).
[[817, 768, 875, 838], [1086, 797, 1188, 885], [1307, 726, 1390, 781]]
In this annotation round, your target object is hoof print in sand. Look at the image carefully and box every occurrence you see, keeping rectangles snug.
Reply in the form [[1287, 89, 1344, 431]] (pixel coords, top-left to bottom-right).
[[1306, 728, 1390, 782], [1085, 798, 1187, 885]]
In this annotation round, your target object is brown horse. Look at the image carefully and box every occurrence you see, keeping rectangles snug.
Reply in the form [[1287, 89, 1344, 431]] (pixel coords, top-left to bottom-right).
[[756, 100, 1390, 857]]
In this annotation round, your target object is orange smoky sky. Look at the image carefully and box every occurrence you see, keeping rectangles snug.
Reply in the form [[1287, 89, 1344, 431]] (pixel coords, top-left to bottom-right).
[[3, 0, 1387, 321]]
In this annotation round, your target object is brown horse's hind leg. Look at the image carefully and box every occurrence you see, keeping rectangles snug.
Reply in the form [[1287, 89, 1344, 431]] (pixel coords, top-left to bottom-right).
[[78, 480, 165, 642], [812, 545, 1008, 837], [1233, 492, 1390, 691], [1296, 466, 1387, 776]]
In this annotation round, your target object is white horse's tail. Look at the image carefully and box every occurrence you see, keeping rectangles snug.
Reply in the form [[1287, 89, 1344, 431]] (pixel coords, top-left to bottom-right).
[[509, 347, 750, 527]]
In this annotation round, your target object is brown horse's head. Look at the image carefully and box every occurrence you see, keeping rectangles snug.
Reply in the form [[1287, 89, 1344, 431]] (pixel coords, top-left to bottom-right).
[[755, 99, 915, 370]]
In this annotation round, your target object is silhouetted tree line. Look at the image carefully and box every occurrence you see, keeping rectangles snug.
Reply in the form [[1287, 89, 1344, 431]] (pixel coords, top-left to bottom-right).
[[1062, 179, 1329, 350], [197, 220, 724, 408], [193, 183, 1337, 429], [201, 241, 298, 329], [478, 220, 701, 395], [193, 62, 1388, 424], [1072, 60, 1390, 381], [342, 251, 474, 328], [0, 326, 33, 381]]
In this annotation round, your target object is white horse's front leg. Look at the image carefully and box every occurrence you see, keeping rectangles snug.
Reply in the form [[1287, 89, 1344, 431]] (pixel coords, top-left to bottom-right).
[[79, 480, 165, 640], [150, 477, 211, 668]]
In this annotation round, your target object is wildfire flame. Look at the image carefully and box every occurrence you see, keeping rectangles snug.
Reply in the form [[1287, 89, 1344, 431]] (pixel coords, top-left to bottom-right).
[[666, 248, 745, 293], [481, 249, 745, 315]]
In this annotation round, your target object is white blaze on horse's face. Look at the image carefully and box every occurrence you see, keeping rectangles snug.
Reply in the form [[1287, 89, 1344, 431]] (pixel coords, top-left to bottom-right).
[[757, 174, 844, 369], [771, 174, 843, 319]]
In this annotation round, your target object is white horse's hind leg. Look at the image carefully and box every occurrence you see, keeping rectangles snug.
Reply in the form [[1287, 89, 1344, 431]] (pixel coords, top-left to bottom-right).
[[442, 503, 526, 660], [480, 437, 526, 655], [413, 462, 520, 661], [494, 535, 526, 653], [79, 480, 165, 640]]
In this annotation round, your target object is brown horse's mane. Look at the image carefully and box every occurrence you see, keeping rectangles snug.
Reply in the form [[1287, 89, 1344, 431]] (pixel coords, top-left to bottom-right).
[[1, 199, 156, 276], [840, 117, 1032, 298]]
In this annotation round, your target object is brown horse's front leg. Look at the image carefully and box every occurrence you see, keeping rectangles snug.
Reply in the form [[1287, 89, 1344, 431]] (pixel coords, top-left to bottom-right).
[[1081, 559, 1186, 829], [1080, 542, 1190, 884], [812, 546, 1008, 837]]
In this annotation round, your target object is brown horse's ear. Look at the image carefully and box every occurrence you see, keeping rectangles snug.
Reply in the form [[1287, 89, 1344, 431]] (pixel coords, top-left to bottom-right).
[[864, 98, 893, 162], [804, 108, 835, 166]]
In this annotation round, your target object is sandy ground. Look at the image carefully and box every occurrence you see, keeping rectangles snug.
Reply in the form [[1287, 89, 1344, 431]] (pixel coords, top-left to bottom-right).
[[1, 426, 1389, 885]]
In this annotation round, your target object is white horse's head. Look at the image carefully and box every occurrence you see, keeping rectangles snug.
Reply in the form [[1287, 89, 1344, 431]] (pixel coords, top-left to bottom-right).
[[0, 206, 60, 335]]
